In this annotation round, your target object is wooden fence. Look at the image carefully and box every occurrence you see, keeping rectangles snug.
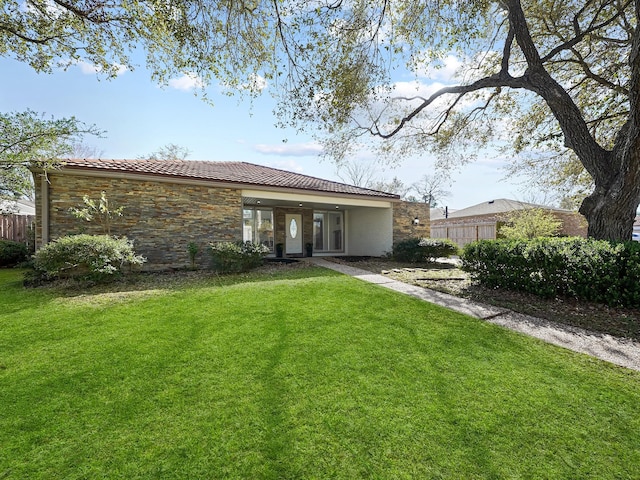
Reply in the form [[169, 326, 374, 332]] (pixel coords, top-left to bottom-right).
[[1, 214, 35, 244], [431, 222, 497, 248]]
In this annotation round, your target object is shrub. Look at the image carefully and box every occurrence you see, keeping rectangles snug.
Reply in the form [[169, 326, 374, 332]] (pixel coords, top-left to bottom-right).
[[393, 237, 459, 263], [210, 241, 270, 273], [461, 237, 640, 307], [0, 240, 28, 267], [32, 234, 146, 282], [498, 208, 563, 239]]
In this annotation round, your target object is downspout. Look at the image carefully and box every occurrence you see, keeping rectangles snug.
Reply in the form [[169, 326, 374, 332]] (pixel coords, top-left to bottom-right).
[[41, 175, 49, 245]]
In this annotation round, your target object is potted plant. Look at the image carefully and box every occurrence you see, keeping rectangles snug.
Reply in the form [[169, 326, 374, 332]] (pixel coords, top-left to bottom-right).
[[305, 242, 313, 257], [276, 243, 284, 258]]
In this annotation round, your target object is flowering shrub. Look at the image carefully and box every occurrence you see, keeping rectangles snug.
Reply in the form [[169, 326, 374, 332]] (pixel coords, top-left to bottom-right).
[[32, 234, 145, 282]]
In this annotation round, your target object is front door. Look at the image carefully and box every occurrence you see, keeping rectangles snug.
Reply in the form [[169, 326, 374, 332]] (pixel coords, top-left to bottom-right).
[[285, 214, 303, 254]]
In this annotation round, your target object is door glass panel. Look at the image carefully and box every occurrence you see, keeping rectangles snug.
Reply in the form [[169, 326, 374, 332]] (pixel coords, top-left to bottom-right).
[[313, 213, 324, 250], [313, 211, 343, 252], [289, 218, 298, 239], [243, 207, 274, 252]]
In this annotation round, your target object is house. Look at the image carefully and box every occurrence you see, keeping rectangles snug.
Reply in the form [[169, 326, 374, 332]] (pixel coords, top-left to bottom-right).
[[1, 199, 36, 244], [431, 198, 587, 247], [31, 159, 430, 269]]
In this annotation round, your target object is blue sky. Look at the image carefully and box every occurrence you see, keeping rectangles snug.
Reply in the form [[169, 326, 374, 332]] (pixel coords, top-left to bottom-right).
[[0, 55, 526, 210]]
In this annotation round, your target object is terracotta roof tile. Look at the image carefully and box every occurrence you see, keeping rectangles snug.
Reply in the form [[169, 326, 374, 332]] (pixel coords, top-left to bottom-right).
[[59, 159, 399, 199]]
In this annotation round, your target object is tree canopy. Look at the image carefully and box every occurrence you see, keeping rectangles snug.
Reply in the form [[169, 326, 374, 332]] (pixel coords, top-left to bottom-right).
[[2, 0, 639, 240], [0, 110, 101, 209]]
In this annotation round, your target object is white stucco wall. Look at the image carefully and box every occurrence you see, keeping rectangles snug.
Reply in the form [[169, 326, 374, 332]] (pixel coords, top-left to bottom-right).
[[346, 207, 394, 256]]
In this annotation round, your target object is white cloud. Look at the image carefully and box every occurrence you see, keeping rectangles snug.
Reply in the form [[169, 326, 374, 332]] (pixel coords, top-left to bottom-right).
[[243, 73, 268, 93], [391, 80, 449, 100], [269, 160, 305, 173], [416, 55, 463, 83], [253, 141, 323, 157], [168, 73, 205, 91], [74, 60, 127, 76]]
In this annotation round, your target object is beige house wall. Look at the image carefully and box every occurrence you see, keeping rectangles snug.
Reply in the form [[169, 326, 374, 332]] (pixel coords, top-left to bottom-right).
[[346, 207, 393, 256], [35, 172, 243, 270]]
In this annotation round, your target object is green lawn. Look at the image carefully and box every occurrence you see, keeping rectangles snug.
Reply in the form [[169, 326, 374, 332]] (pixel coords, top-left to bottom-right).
[[1, 267, 639, 479]]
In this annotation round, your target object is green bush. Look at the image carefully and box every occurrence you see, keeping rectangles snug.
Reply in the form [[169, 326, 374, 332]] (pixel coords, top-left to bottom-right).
[[210, 241, 270, 273], [0, 240, 28, 267], [393, 238, 459, 263], [461, 238, 640, 307], [32, 234, 146, 282]]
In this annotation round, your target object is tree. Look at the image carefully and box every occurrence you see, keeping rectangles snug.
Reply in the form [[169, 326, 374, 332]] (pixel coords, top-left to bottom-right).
[[3, 0, 640, 240], [138, 143, 191, 161], [335, 160, 378, 188], [71, 142, 105, 159], [0, 110, 102, 209], [368, 177, 412, 199], [498, 208, 563, 239], [69, 191, 124, 235], [412, 174, 452, 207]]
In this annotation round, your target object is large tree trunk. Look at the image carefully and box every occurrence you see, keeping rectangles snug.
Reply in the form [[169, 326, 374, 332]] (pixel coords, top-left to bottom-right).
[[579, 148, 640, 241]]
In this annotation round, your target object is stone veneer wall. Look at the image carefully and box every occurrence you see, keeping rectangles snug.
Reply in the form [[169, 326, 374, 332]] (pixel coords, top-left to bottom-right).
[[37, 173, 243, 270], [392, 201, 430, 244]]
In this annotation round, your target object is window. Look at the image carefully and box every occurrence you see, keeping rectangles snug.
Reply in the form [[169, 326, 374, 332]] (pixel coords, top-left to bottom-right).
[[243, 208, 274, 251], [313, 211, 343, 252]]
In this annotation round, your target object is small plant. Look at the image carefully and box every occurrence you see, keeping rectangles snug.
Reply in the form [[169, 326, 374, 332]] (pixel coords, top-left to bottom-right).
[[69, 191, 124, 235], [0, 240, 28, 267], [31, 234, 145, 282], [210, 241, 270, 273], [187, 241, 199, 270]]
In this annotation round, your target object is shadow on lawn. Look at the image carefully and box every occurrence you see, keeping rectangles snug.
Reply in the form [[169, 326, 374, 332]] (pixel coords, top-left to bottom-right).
[[15, 263, 341, 300]]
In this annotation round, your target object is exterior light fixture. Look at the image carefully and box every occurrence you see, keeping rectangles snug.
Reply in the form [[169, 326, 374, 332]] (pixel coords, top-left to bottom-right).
[[256, 200, 261, 204], [413, 217, 420, 226], [335, 205, 339, 209], [299, 203, 303, 207]]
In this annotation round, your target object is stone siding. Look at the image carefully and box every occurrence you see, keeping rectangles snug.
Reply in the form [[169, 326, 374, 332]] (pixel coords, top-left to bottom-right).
[[392, 201, 431, 244], [40, 173, 243, 269]]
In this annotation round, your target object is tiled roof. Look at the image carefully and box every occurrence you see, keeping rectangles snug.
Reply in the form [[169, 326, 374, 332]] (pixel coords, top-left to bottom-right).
[[58, 159, 399, 199], [446, 199, 569, 218]]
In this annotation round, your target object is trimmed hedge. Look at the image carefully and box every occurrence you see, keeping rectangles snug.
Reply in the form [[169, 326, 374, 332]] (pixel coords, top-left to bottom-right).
[[461, 238, 640, 307], [32, 234, 146, 282], [0, 240, 28, 267], [210, 241, 270, 273], [393, 238, 459, 263]]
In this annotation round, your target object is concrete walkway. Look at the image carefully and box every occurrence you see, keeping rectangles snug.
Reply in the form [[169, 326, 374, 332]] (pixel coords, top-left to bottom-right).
[[309, 258, 640, 372]]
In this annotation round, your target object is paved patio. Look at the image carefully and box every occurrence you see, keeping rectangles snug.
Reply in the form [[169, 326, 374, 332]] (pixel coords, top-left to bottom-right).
[[309, 258, 640, 372]]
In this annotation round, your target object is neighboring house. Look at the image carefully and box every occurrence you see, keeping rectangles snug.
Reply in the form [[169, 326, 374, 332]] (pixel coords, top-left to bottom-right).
[[31, 159, 430, 269], [1, 199, 36, 244], [431, 198, 587, 247]]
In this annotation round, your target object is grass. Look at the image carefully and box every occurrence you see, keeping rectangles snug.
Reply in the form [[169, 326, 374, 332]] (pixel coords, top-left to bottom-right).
[[1, 266, 640, 479], [333, 257, 640, 341]]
